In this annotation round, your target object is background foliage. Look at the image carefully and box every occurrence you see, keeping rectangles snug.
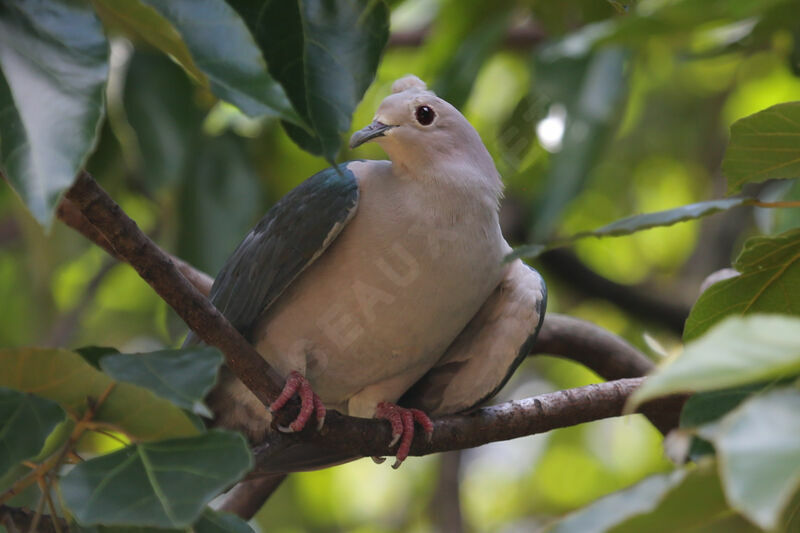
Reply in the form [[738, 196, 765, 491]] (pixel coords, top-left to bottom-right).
[[1, 0, 800, 531]]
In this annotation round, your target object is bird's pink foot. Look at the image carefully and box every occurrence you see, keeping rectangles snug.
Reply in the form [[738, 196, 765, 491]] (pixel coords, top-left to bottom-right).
[[374, 402, 434, 469], [269, 371, 326, 432]]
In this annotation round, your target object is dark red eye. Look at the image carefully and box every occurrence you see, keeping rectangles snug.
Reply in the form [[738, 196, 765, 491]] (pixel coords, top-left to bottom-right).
[[415, 105, 435, 126]]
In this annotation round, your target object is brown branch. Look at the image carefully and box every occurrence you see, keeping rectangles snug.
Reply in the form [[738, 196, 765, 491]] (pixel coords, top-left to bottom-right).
[[251, 378, 685, 476], [532, 313, 655, 380], [217, 475, 287, 519], [63, 171, 284, 406], [538, 249, 690, 335]]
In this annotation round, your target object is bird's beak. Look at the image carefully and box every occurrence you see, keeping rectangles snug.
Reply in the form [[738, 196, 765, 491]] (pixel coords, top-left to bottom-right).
[[349, 120, 395, 149]]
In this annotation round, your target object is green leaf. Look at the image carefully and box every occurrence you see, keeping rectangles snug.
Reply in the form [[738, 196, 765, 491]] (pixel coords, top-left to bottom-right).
[[99, 347, 223, 417], [93, 0, 301, 124], [90, 0, 203, 83], [0, 0, 109, 224], [723, 102, 800, 194], [0, 387, 66, 477], [699, 387, 800, 530], [679, 382, 779, 462], [630, 315, 800, 407], [0, 348, 199, 441], [75, 508, 253, 533], [509, 198, 750, 260], [76, 346, 120, 370], [530, 47, 629, 240], [61, 430, 252, 528], [545, 463, 754, 533], [227, 0, 390, 161], [684, 229, 800, 341]]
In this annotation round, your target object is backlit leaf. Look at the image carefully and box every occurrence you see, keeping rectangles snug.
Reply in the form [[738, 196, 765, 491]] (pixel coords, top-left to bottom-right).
[[0, 348, 199, 441], [629, 315, 800, 407], [723, 102, 800, 194], [684, 228, 800, 341]]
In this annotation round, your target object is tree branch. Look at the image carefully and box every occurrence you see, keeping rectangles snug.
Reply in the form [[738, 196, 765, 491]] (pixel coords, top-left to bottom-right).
[[63, 172, 284, 406], [250, 378, 684, 475]]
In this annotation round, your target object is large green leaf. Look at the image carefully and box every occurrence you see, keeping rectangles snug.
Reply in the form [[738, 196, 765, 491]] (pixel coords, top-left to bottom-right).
[[545, 463, 756, 533], [699, 387, 800, 530], [0, 0, 109, 224], [227, 0, 390, 161], [0, 348, 199, 441], [684, 229, 800, 341], [99, 347, 223, 417], [0, 387, 66, 477], [511, 197, 750, 260], [630, 315, 800, 407], [61, 430, 252, 528], [723, 102, 800, 194], [93, 0, 300, 124]]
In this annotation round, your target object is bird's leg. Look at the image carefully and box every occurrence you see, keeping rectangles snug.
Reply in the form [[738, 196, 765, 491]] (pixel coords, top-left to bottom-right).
[[373, 402, 434, 469], [269, 371, 326, 432]]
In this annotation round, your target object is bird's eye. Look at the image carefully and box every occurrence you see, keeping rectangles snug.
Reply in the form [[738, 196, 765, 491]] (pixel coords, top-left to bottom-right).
[[415, 105, 435, 126]]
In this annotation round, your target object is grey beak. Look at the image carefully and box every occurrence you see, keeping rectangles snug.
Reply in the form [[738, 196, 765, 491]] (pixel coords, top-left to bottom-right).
[[349, 121, 395, 149]]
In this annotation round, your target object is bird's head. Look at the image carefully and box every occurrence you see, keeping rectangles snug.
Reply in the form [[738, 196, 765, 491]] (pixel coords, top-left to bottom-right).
[[350, 75, 501, 191]]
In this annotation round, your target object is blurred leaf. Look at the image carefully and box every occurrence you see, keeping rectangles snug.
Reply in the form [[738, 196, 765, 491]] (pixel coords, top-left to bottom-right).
[[121, 50, 204, 191], [545, 463, 752, 533], [723, 102, 800, 194], [679, 382, 778, 462], [75, 508, 253, 533], [541, 0, 787, 59], [94, 0, 301, 124], [0, 0, 108, 224], [630, 315, 800, 407], [227, 0, 390, 161], [680, 381, 790, 428], [177, 132, 262, 274], [76, 346, 120, 370], [99, 347, 223, 417], [90, 0, 203, 82], [531, 47, 629, 240], [0, 348, 199, 441], [699, 387, 800, 530], [510, 198, 749, 260], [431, 2, 512, 109], [62, 430, 252, 528], [609, 464, 756, 533], [0, 387, 65, 477], [684, 229, 800, 340]]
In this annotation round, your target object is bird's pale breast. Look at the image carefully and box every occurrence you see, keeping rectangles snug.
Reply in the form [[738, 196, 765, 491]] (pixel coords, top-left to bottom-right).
[[253, 161, 507, 414]]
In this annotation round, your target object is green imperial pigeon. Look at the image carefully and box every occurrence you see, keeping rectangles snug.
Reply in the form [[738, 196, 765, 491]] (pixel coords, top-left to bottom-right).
[[188, 75, 546, 468]]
